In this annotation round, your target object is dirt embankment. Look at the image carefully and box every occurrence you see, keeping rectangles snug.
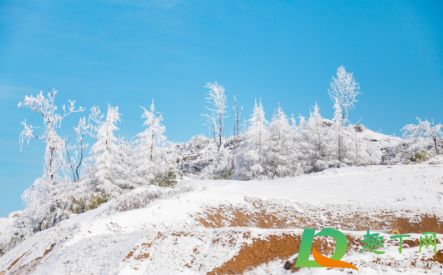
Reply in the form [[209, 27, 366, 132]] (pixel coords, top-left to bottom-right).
[[196, 197, 443, 234], [206, 233, 442, 275], [122, 229, 441, 275]]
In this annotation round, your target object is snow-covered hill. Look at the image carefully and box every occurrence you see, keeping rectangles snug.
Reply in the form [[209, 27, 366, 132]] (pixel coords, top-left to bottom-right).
[[169, 127, 402, 180], [1, 157, 443, 274]]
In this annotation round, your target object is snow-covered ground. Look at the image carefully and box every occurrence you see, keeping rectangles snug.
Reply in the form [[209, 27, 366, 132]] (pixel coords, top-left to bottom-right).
[[181, 159, 443, 208], [1, 156, 443, 274]]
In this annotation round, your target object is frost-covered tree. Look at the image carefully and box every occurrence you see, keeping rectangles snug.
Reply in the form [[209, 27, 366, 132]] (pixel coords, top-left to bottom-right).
[[65, 117, 91, 182], [17, 90, 83, 240], [64, 106, 105, 182], [268, 105, 294, 178], [307, 103, 327, 162], [296, 114, 311, 172], [18, 90, 84, 185], [345, 124, 382, 166], [134, 100, 169, 185], [85, 105, 105, 139], [235, 100, 270, 180], [401, 118, 442, 153], [349, 124, 364, 165], [333, 99, 344, 162], [202, 82, 228, 151], [115, 137, 136, 188], [297, 103, 337, 172], [288, 114, 304, 172], [232, 96, 243, 150], [364, 139, 383, 165], [328, 65, 360, 124], [332, 99, 353, 165], [89, 104, 121, 193]]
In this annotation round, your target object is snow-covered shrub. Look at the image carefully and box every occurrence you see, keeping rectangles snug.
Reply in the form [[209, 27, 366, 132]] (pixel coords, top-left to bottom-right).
[[105, 186, 193, 214], [0, 212, 25, 257], [19, 178, 72, 234], [410, 150, 432, 163], [380, 117, 443, 165], [151, 168, 179, 187], [213, 167, 233, 180], [0, 175, 114, 254], [171, 135, 234, 180], [68, 192, 110, 214], [377, 118, 443, 164], [0, 232, 24, 257], [402, 118, 442, 153]]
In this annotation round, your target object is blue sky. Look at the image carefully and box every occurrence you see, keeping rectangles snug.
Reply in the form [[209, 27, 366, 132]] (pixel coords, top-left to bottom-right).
[[0, 0, 442, 216]]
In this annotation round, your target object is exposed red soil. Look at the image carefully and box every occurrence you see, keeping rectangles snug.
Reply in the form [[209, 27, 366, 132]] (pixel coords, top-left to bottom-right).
[[4, 244, 55, 275], [208, 234, 443, 275], [391, 216, 443, 234], [207, 233, 366, 275], [432, 249, 443, 264], [196, 197, 443, 234], [123, 231, 163, 269], [4, 251, 27, 273], [120, 198, 443, 274]]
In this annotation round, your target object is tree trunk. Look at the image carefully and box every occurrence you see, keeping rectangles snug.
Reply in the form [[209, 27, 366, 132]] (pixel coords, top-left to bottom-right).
[[49, 146, 55, 184]]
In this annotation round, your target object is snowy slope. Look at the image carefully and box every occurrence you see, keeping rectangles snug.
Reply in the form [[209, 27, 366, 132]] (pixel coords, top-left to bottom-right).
[[181, 161, 443, 208], [1, 157, 443, 274]]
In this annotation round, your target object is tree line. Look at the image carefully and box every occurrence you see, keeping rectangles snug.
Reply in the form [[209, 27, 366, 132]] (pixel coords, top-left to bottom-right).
[[9, 65, 441, 240]]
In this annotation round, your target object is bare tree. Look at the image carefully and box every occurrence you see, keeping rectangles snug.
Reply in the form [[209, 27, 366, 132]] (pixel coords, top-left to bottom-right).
[[201, 82, 228, 151], [64, 106, 105, 182], [85, 105, 105, 140], [65, 118, 90, 182], [328, 65, 360, 124]]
